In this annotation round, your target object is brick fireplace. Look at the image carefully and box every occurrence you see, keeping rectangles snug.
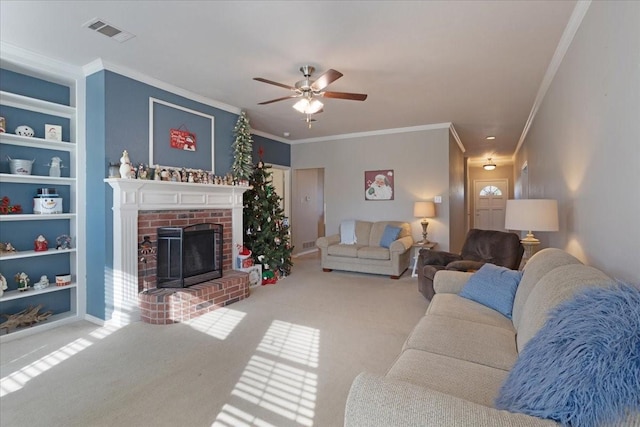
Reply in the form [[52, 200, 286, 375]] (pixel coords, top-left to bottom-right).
[[106, 179, 251, 325]]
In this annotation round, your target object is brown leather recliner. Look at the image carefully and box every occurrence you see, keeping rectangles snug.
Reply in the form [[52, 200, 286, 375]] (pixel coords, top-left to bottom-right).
[[417, 228, 524, 300]]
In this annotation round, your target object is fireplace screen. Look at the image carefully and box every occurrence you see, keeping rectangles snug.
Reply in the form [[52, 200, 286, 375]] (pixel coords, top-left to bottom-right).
[[156, 223, 223, 288]]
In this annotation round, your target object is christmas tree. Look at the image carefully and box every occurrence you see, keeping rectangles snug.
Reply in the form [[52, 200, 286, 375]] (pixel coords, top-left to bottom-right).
[[231, 111, 253, 182], [243, 160, 293, 283]]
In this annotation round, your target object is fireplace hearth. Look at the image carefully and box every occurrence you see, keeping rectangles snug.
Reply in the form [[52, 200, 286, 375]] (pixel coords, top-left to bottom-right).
[[157, 223, 223, 288]]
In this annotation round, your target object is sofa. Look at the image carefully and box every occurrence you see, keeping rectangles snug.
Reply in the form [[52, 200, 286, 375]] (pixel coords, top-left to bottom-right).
[[418, 228, 524, 300], [345, 248, 640, 426], [316, 220, 413, 279]]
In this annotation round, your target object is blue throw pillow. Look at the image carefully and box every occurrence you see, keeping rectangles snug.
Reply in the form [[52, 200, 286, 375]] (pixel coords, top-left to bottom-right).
[[496, 283, 640, 427], [379, 225, 402, 248], [459, 263, 522, 318]]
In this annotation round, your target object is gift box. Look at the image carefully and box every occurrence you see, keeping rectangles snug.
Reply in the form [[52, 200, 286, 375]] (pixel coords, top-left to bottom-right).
[[236, 247, 253, 268]]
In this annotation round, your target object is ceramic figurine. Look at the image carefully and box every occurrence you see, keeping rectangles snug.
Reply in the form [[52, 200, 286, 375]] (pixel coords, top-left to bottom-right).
[[48, 156, 62, 177], [34, 235, 48, 252], [0, 273, 7, 297], [33, 275, 50, 290], [56, 234, 72, 250], [14, 272, 30, 291], [119, 150, 133, 179], [0, 242, 17, 254]]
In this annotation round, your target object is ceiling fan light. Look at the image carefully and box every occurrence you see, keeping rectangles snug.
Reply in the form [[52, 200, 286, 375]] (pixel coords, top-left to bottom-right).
[[293, 98, 323, 114], [293, 98, 309, 113]]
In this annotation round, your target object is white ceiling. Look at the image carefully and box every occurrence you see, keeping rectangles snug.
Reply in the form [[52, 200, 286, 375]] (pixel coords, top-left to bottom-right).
[[0, 1, 577, 162]]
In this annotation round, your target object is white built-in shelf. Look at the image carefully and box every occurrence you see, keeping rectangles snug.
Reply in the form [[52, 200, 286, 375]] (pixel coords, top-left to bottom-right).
[[0, 173, 74, 184], [0, 90, 75, 118], [0, 248, 76, 260], [0, 311, 79, 343], [0, 213, 75, 222], [0, 133, 75, 151], [0, 59, 84, 343], [0, 282, 77, 302]]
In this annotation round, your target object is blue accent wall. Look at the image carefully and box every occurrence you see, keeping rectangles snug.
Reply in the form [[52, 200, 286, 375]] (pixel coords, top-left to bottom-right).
[[85, 70, 290, 320], [253, 134, 291, 167], [0, 68, 70, 105], [85, 71, 107, 319]]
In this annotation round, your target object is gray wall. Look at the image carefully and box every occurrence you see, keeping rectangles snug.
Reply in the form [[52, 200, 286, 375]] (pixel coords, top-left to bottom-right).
[[292, 126, 456, 251], [515, 0, 640, 283]]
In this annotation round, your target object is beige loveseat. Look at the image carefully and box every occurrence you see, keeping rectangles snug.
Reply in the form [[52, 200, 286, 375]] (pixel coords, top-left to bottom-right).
[[345, 248, 639, 426], [316, 220, 413, 279]]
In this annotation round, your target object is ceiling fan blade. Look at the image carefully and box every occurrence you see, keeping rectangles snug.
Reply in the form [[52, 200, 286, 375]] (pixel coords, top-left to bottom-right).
[[310, 69, 343, 92], [258, 95, 300, 105], [321, 91, 368, 101], [254, 77, 297, 92]]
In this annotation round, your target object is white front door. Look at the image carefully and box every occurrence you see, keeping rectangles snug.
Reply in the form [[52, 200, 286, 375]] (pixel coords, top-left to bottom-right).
[[474, 179, 508, 231]]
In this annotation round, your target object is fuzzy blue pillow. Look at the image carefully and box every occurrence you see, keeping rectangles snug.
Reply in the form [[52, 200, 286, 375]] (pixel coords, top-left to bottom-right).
[[496, 283, 640, 427], [459, 263, 523, 318], [379, 225, 401, 248]]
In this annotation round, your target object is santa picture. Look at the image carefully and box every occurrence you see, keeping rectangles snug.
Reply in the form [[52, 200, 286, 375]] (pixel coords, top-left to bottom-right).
[[365, 170, 394, 200]]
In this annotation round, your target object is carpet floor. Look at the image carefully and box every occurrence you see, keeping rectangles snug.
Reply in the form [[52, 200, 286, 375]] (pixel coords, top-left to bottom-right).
[[0, 252, 428, 427]]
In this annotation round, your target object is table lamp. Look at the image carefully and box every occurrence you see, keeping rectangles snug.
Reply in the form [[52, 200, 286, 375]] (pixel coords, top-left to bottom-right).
[[505, 199, 559, 260], [414, 201, 436, 243]]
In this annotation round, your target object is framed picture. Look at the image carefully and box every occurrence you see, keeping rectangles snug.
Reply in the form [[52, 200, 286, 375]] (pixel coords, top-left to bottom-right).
[[45, 124, 62, 141], [365, 169, 394, 200], [149, 98, 215, 172]]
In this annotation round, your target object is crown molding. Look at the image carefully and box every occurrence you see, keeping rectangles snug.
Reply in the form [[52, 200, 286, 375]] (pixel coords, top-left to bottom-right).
[[513, 0, 592, 160], [82, 58, 242, 115], [0, 41, 83, 84], [290, 122, 453, 144], [449, 123, 465, 153]]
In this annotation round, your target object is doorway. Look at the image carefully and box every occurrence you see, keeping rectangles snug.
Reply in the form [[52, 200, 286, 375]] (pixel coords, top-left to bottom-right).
[[292, 168, 325, 256], [473, 179, 508, 231], [270, 166, 290, 220]]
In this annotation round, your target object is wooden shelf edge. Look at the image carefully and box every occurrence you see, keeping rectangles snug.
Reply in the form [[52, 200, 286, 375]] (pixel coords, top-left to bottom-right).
[[0, 90, 75, 117], [0, 133, 75, 150], [0, 248, 76, 261], [0, 311, 80, 343], [0, 213, 76, 222], [0, 282, 77, 302]]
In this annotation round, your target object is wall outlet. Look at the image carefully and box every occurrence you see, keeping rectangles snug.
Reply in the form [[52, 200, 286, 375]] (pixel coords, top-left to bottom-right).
[[434, 196, 442, 203]]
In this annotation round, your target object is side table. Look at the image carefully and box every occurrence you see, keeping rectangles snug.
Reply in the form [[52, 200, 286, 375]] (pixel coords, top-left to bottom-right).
[[411, 241, 437, 278]]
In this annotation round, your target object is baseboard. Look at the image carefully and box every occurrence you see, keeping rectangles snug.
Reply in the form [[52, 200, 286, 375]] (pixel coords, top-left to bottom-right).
[[292, 248, 319, 258]]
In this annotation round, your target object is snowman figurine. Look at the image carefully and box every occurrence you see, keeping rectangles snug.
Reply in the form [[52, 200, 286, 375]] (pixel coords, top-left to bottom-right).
[[49, 156, 63, 177], [119, 150, 133, 179]]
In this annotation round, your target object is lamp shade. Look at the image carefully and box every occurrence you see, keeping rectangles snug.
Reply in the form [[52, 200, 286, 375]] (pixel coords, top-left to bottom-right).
[[414, 201, 435, 218], [505, 199, 559, 232]]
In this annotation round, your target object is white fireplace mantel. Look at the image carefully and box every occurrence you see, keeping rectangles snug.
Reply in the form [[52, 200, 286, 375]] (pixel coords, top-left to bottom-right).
[[105, 178, 250, 324]]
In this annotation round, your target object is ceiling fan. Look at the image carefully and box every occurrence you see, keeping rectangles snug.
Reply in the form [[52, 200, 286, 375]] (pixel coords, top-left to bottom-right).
[[254, 65, 368, 116]]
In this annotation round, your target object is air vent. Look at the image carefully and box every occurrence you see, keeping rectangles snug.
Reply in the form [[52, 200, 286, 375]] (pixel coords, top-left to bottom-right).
[[303, 241, 316, 249], [83, 18, 135, 43]]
